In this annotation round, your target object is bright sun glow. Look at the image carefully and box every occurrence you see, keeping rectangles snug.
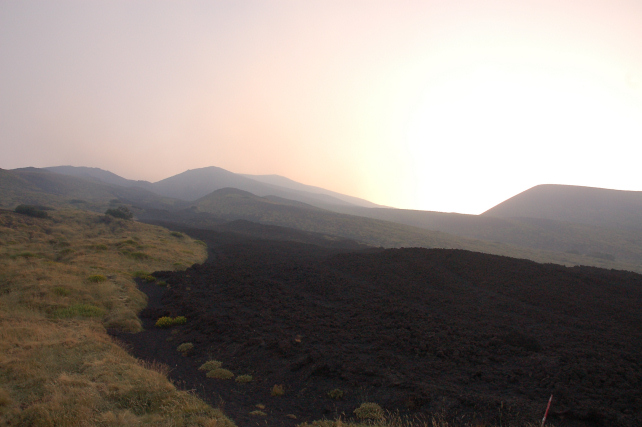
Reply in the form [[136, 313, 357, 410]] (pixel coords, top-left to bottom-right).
[[404, 64, 642, 213]]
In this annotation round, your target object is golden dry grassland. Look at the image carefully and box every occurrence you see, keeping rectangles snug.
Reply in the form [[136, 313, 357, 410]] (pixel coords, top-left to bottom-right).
[[0, 209, 235, 426]]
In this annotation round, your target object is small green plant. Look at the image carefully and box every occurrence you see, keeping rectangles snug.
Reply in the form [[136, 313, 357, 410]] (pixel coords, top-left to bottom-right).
[[93, 244, 108, 250], [235, 374, 253, 383], [155, 316, 187, 328], [52, 304, 106, 319], [194, 240, 206, 246], [14, 204, 49, 218], [271, 384, 285, 397], [131, 270, 150, 278], [104, 206, 133, 220], [143, 275, 156, 282], [170, 231, 183, 238], [206, 368, 234, 380], [327, 388, 344, 400], [199, 360, 222, 371], [87, 274, 107, 283], [176, 342, 194, 354], [173, 316, 187, 325], [156, 280, 167, 287], [354, 402, 384, 420]]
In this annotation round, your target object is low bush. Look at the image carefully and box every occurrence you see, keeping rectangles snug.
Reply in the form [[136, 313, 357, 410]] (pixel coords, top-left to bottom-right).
[[14, 204, 49, 218], [155, 316, 187, 328], [354, 402, 384, 420], [131, 270, 150, 278], [206, 368, 234, 380], [327, 388, 344, 400], [271, 384, 285, 397], [235, 375, 253, 383], [170, 231, 183, 238], [176, 342, 194, 354], [87, 274, 107, 283], [104, 206, 133, 220], [143, 275, 156, 282], [199, 360, 222, 371]]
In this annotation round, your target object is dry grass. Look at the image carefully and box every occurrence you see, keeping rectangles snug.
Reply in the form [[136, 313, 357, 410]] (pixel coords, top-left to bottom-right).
[[0, 208, 235, 426]]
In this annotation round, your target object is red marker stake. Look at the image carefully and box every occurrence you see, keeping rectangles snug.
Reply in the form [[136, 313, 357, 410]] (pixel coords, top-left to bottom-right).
[[541, 394, 553, 427]]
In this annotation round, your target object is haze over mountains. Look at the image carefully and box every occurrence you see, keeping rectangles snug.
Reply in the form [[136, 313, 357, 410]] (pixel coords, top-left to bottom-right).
[[3, 164, 642, 273]]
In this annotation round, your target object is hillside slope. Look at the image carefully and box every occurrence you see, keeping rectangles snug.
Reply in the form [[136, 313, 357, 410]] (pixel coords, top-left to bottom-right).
[[482, 184, 642, 229], [329, 205, 642, 266], [0, 168, 180, 211], [185, 188, 642, 272]]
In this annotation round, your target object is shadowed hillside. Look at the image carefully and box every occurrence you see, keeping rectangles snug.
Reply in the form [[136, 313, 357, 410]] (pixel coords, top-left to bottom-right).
[[482, 184, 642, 229], [177, 187, 642, 272], [0, 168, 180, 211], [327, 205, 642, 266]]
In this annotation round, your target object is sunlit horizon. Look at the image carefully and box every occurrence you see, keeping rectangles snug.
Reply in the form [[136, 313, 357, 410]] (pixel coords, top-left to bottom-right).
[[2, 1, 641, 215]]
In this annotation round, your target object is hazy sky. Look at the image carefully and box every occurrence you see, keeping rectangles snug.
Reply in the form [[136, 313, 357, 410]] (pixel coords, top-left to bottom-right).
[[2, 1, 641, 214]]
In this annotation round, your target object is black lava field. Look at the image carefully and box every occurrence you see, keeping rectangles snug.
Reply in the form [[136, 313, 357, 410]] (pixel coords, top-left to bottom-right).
[[112, 222, 642, 427]]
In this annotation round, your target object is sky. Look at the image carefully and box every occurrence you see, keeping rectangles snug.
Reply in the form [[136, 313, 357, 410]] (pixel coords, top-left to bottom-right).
[[1, 1, 642, 214]]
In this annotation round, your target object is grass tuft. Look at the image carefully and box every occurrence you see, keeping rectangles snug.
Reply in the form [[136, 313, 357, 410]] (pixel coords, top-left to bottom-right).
[[87, 274, 107, 283], [176, 342, 194, 354], [206, 368, 234, 380], [52, 303, 106, 318], [354, 402, 384, 420], [271, 384, 285, 397], [327, 388, 344, 400], [235, 374, 253, 383], [155, 316, 187, 328], [199, 360, 222, 371]]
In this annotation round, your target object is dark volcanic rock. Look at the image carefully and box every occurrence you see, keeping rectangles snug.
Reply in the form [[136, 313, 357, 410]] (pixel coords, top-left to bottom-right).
[[112, 225, 642, 427]]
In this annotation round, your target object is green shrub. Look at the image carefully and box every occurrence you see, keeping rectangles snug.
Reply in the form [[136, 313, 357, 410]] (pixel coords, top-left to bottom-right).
[[132, 271, 150, 278], [327, 388, 344, 400], [354, 402, 384, 420], [199, 360, 222, 371], [176, 342, 194, 354], [271, 384, 285, 397], [87, 274, 107, 283], [155, 317, 174, 328], [206, 368, 234, 380], [170, 231, 183, 238], [195, 240, 206, 246], [104, 206, 133, 220], [143, 275, 156, 282], [156, 280, 167, 287], [155, 316, 187, 328], [93, 244, 108, 250], [235, 374, 253, 383], [14, 204, 49, 218], [52, 304, 106, 319]]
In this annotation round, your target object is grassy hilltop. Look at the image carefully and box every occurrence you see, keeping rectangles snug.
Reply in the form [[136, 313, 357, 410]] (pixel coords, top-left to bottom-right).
[[0, 208, 233, 426]]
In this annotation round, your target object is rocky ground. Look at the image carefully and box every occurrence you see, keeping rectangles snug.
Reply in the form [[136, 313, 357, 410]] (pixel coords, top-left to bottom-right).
[[111, 222, 642, 427]]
